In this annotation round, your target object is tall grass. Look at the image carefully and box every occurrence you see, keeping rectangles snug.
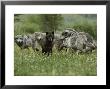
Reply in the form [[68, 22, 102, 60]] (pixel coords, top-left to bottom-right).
[[14, 44, 97, 76]]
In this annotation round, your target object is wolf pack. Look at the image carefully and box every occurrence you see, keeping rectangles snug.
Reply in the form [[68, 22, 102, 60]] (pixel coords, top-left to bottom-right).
[[15, 28, 97, 55]]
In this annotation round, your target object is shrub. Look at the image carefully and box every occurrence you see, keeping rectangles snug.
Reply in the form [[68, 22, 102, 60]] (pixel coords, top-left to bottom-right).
[[73, 20, 97, 39], [14, 14, 97, 39], [14, 14, 41, 35]]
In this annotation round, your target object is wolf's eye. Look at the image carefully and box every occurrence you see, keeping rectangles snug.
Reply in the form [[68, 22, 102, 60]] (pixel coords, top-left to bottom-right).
[[20, 38, 23, 40], [14, 37, 17, 40], [65, 32, 68, 34], [62, 32, 67, 36]]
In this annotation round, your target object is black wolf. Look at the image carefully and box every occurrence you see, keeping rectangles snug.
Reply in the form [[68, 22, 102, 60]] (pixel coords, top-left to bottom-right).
[[34, 31, 54, 55], [42, 32, 54, 56]]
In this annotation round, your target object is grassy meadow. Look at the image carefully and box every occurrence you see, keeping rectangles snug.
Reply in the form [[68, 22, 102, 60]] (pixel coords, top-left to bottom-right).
[[14, 14, 97, 76]]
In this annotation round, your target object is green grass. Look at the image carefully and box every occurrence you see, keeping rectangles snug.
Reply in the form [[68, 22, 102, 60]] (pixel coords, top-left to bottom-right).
[[14, 44, 97, 76]]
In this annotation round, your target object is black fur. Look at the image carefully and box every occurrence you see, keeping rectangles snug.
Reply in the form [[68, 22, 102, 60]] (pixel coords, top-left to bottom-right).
[[42, 32, 54, 56]]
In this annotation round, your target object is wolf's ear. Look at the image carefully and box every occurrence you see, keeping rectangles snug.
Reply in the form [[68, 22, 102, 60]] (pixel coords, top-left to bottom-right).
[[52, 31, 54, 34], [14, 36, 16, 40], [46, 32, 48, 35]]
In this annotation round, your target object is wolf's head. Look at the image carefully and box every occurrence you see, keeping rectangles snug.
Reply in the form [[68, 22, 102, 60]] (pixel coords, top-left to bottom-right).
[[14, 35, 23, 48], [46, 32, 54, 42]]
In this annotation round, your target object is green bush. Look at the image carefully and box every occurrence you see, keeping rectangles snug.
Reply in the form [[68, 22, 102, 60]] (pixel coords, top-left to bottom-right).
[[14, 14, 41, 35], [14, 14, 97, 39], [73, 20, 97, 39], [62, 14, 97, 39]]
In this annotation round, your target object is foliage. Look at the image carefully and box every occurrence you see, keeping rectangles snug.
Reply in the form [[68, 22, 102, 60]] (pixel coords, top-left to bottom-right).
[[14, 14, 97, 38], [39, 14, 63, 32], [73, 19, 97, 39], [14, 14, 40, 35], [62, 14, 97, 39]]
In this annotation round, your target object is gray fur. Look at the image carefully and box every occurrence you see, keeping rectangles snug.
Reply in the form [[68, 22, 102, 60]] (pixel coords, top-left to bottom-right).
[[14, 34, 39, 51], [61, 28, 97, 53], [34, 31, 64, 51]]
